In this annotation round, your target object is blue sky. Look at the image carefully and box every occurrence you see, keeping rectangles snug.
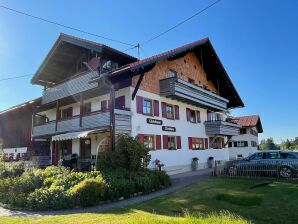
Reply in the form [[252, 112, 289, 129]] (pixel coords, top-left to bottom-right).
[[0, 0, 297, 142]]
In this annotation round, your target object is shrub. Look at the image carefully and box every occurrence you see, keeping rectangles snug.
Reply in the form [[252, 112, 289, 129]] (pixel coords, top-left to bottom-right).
[[27, 186, 73, 210], [0, 161, 26, 178], [69, 178, 106, 207], [97, 134, 151, 171]]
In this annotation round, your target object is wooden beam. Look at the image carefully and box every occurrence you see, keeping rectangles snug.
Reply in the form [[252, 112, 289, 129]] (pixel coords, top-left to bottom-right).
[[131, 73, 145, 101], [79, 93, 83, 127], [55, 101, 59, 132], [109, 84, 116, 151]]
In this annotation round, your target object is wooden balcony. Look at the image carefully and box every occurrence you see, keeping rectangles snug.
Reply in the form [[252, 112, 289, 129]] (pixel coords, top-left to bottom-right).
[[32, 109, 132, 137], [160, 77, 229, 111], [42, 71, 98, 105], [204, 120, 241, 136]]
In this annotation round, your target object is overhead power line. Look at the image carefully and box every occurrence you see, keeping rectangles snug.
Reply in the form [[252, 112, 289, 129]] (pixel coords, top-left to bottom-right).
[[0, 5, 135, 47], [0, 74, 32, 82], [142, 0, 222, 45]]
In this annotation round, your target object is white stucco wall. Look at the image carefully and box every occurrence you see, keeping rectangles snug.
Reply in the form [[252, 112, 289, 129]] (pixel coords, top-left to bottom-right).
[[228, 147, 258, 160], [130, 88, 229, 174]]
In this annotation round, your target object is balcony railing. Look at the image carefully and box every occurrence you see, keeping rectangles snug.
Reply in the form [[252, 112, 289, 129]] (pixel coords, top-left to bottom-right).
[[204, 119, 241, 136], [42, 71, 98, 105], [32, 109, 132, 137], [160, 77, 229, 111]]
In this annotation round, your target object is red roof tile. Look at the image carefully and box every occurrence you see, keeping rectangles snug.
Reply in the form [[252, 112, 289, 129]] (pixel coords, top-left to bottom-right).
[[230, 115, 263, 133]]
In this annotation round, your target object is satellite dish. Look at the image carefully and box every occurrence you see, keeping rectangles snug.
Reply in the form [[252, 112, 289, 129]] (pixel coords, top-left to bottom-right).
[[102, 60, 112, 70]]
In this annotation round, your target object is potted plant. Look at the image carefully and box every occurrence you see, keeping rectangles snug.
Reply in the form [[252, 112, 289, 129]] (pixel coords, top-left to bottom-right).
[[191, 157, 199, 171]]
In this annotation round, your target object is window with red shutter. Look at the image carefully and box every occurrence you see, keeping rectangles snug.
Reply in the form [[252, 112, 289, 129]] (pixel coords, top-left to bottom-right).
[[188, 137, 193, 149], [136, 96, 143, 114], [101, 100, 107, 112], [162, 102, 167, 118], [196, 111, 201, 123], [156, 135, 161, 149], [138, 134, 144, 144], [115, 96, 125, 109], [176, 136, 181, 149], [174, 105, 179, 120], [153, 100, 159, 116], [186, 108, 190, 121], [163, 135, 168, 149]]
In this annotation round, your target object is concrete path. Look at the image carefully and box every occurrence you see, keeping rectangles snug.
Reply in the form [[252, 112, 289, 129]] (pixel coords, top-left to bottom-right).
[[0, 169, 212, 217]]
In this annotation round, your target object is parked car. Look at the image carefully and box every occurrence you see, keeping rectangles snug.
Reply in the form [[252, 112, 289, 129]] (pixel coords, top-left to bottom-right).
[[226, 150, 298, 178]]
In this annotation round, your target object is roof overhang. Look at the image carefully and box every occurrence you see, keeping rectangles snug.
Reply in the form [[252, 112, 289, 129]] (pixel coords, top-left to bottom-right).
[[31, 33, 137, 86], [52, 129, 107, 141], [101, 38, 244, 109]]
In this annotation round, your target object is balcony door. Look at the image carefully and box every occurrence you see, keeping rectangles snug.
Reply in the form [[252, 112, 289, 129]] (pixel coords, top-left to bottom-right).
[[80, 138, 92, 159]]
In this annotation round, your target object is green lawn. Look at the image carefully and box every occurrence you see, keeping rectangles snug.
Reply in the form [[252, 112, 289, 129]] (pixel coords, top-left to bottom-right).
[[1, 177, 298, 224]]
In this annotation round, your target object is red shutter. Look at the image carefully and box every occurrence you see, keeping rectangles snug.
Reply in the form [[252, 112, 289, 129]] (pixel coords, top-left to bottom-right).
[[162, 102, 167, 118], [205, 138, 209, 149], [138, 134, 144, 144], [67, 140, 72, 155], [101, 100, 107, 112], [176, 136, 181, 149], [174, 105, 180, 120], [196, 111, 201, 123], [115, 96, 125, 109], [156, 135, 161, 150], [163, 135, 168, 149], [188, 137, 193, 149], [136, 96, 143, 114], [186, 108, 190, 121], [153, 100, 159, 116]]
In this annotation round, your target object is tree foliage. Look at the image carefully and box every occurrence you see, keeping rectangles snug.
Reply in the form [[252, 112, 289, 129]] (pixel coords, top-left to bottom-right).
[[280, 137, 298, 150], [259, 138, 279, 150]]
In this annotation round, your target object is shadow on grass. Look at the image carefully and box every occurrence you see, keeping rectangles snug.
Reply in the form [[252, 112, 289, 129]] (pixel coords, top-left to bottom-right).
[[101, 177, 298, 224]]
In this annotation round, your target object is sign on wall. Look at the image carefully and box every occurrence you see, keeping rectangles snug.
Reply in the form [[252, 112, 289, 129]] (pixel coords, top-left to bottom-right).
[[162, 126, 176, 132], [147, 118, 163, 125]]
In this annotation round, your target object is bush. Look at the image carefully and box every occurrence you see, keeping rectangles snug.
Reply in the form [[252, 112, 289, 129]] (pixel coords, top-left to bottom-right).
[[0, 161, 26, 178], [28, 186, 73, 210], [69, 178, 106, 207], [0, 164, 170, 210], [97, 134, 151, 171]]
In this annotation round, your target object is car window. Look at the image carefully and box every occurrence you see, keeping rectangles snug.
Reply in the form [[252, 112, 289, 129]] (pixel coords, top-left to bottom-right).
[[280, 153, 297, 159], [266, 152, 280, 159], [249, 153, 263, 160]]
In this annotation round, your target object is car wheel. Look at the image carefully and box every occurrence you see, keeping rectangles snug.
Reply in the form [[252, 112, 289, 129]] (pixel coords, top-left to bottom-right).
[[279, 167, 292, 178], [228, 166, 237, 176]]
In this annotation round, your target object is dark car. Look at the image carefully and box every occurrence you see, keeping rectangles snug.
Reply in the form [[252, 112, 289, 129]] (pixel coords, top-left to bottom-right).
[[226, 150, 298, 178]]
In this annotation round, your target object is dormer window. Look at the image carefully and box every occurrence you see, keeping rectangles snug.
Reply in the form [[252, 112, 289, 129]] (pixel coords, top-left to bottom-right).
[[168, 70, 177, 78]]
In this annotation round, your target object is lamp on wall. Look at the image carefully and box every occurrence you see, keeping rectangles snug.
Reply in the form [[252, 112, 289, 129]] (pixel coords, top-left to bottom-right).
[[85, 139, 91, 145]]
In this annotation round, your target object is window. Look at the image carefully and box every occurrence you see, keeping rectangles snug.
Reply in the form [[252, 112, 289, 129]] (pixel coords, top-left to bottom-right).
[[250, 129, 258, 136], [188, 78, 195, 84], [83, 102, 92, 114], [166, 105, 174, 119], [251, 141, 257, 147], [190, 110, 196, 123], [144, 135, 155, 150], [61, 107, 72, 120], [280, 153, 297, 159], [249, 153, 263, 160], [142, 98, 152, 115], [191, 138, 204, 150], [210, 137, 224, 149], [235, 141, 248, 147], [207, 111, 223, 121], [168, 70, 177, 78], [266, 152, 280, 159], [168, 136, 176, 150], [240, 128, 247, 134]]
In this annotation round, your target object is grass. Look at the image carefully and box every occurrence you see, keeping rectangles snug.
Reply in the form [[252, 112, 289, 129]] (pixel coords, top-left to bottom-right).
[[1, 177, 298, 224]]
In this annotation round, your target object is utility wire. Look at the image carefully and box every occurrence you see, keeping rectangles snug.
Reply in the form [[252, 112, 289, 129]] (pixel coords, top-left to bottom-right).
[[142, 0, 222, 45], [0, 74, 32, 82], [0, 5, 135, 47]]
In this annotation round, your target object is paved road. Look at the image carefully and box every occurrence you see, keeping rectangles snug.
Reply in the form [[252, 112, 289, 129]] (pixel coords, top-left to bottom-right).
[[0, 169, 212, 217]]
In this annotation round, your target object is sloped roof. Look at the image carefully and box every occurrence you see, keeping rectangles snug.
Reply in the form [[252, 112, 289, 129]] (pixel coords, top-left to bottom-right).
[[31, 33, 137, 85], [230, 115, 263, 133], [107, 37, 244, 109], [0, 97, 41, 116]]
